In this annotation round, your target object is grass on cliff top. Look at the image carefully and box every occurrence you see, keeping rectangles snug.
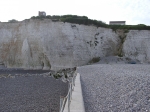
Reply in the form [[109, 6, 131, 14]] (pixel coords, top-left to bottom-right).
[[30, 15, 150, 30]]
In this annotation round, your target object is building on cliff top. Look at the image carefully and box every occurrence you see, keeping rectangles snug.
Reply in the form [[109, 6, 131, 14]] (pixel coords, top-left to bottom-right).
[[38, 11, 46, 17], [109, 21, 126, 25]]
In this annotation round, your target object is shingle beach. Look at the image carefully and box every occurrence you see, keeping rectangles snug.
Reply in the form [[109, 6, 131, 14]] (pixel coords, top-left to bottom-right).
[[78, 64, 150, 112]]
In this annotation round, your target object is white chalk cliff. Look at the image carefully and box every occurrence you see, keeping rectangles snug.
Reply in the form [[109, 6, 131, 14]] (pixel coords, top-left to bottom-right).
[[0, 19, 149, 70], [123, 30, 150, 63]]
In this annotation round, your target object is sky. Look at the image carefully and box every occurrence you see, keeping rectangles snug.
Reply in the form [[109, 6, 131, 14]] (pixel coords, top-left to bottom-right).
[[0, 0, 150, 25]]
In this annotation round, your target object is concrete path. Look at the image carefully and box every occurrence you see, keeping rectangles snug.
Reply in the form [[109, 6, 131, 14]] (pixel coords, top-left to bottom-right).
[[64, 73, 85, 112]]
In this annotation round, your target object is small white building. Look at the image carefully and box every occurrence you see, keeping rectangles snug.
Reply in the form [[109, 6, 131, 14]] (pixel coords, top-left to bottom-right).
[[109, 21, 126, 25], [38, 11, 46, 17]]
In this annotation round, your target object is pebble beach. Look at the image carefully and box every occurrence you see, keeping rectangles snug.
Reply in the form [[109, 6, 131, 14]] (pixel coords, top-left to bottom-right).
[[0, 69, 68, 112], [78, 64, 150, 112]]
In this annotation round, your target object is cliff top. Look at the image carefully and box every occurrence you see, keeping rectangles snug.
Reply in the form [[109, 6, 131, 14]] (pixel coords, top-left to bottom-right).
[[3, 15, 150, 31]]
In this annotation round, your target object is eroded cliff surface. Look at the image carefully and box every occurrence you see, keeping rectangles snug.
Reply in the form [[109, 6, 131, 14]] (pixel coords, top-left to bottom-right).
[[123, 30, 150, 63], [0, 20, 149, 70]]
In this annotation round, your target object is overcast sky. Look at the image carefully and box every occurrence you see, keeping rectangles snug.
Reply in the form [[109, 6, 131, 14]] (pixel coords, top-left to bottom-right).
[[0, 0, 150, 25]]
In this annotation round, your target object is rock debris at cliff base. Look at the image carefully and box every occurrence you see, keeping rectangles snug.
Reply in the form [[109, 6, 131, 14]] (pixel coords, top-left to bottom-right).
[[78, 64, 150, 112]]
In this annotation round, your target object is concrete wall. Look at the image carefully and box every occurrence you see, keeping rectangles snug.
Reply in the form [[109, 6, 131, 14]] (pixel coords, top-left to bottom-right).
[[0, 19, 149, 70]]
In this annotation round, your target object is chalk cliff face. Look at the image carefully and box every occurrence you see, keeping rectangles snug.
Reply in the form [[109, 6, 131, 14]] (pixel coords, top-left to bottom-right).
[[0, 19, 149, 70], [123, 30, 150, 63]]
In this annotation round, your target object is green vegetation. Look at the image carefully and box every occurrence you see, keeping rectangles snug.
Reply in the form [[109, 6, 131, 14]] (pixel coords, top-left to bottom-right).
[[109, 24, 150, 31], [119, 35, 126, 44], [30, 15, 150, 30], [118, 52, 123, 57], [30, 15, 107, 27], [117, 34, 127, 57], [124, 29, 129, 33], [8, 19, 18, 23], [53, 73, 62, 79], [88, 57, 100, 64]]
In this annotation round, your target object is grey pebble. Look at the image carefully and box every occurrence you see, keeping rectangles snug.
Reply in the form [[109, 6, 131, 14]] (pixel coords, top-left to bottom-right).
[[78, 64, 150, 112], [0, 69, 68, 112]]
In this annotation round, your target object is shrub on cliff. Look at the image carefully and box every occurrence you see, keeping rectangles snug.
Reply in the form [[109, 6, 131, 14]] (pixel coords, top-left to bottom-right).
[[30, 15, 107, 27], [60, 15, 107, 27], [8, 19, 18, 23], [109, 24, 150, 31], [30, 15, 150, 30]]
